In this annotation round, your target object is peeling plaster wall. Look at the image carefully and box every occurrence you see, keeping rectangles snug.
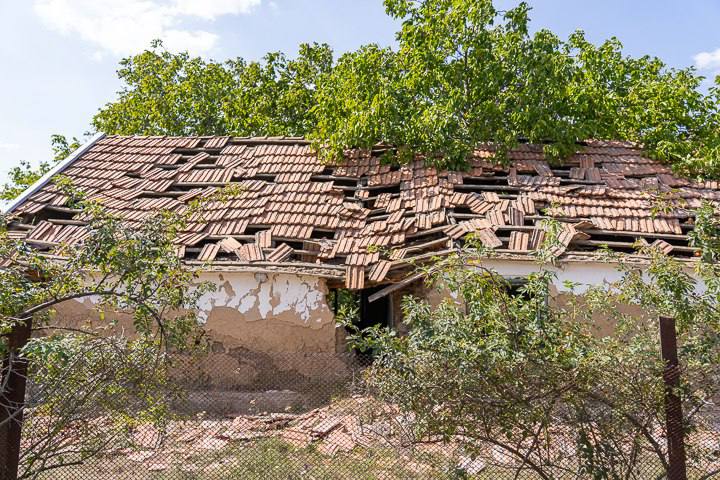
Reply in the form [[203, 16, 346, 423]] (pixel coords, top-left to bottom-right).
[[50, 272, 348, 398], [53, 271, 338, 354], [47, 260, 691, 400], [194, 272, 337, 353]]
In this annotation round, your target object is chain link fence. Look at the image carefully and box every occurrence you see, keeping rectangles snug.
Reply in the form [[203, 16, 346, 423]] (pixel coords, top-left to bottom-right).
[[10, 351, 720, 479]]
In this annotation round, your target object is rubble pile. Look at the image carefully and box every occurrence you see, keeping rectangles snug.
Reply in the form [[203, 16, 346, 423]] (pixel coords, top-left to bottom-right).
[[120, 396, 415, 473]]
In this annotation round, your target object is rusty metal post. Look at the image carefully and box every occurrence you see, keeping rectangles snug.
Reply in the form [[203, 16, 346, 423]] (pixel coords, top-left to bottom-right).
[[0, 318, 32, 480], [659, 316, 687, 480]]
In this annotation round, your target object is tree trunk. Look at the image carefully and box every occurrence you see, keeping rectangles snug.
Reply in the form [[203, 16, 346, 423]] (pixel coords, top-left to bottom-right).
[[659, 316, 687, 480], [0, 318, 32, 480]]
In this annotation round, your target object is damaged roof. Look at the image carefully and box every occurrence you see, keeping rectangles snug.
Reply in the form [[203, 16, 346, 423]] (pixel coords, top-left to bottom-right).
[[5, 134, 713, 289]]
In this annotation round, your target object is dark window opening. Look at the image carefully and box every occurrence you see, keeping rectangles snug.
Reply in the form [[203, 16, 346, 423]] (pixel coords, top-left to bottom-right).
[[506, 277, 531, 299], [329, 286, 393, 331], [359, 286, 392, 330], [504, 276, 550, 321]]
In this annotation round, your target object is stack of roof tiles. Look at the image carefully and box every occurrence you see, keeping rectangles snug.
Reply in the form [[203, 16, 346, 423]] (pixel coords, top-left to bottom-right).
[[8, 135, 711, 289]]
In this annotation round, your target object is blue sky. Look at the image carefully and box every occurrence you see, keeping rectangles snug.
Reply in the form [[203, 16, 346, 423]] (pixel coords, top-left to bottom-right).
[[1, 0, 720, 185]]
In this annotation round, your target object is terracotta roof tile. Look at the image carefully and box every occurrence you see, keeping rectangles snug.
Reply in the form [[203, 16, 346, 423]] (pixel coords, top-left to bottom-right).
[[204, 136, 230, 149], [267, 243, 294, 262], [508, 231, 530, 251], [238, 243, 264, 262], [255, 230, 272, 248], [176, 232, 208, 246], [10, 135, 706, 288], [508, 207, 525, 226], [473, 228, 503, 249], [368, 260, 391, 282], [650, 239, 674, 255], [218, 237, 242, 254], [198, 243, 221, 262], [446, 223, 469, 240], [345, 265, 365, 290]]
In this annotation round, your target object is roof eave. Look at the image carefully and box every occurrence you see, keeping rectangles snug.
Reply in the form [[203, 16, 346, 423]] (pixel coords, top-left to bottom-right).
[[4, 132, 106, 215]]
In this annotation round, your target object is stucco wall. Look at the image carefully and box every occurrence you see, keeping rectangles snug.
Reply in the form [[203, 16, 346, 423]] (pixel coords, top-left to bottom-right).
[[53, 271, 338, 353], [387, 258, 678, 338], [195, 272, 336, 353], [50, 271, 352, 405], [46, 259, 686, 407]]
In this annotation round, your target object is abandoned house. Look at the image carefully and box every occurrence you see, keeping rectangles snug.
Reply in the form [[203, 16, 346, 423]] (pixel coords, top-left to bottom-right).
[[3, 134, 709, 394]]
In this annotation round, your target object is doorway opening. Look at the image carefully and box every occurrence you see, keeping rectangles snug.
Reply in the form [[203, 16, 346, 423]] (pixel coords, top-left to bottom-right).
[[329, 285, 393, 331]]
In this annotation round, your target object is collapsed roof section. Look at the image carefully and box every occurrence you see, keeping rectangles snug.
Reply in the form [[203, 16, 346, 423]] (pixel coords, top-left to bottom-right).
[[6, 135, 713, 289]]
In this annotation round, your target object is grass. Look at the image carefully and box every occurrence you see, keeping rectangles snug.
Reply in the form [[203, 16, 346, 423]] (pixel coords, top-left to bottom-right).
[[155, 438, 428, 479], [35, 436, 688, 480], [40, 437, 459, 480]]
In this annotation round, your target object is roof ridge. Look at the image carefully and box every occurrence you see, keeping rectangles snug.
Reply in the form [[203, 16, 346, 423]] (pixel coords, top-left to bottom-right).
[[101, 135, 642, 150], [104, 134, 312, 145]]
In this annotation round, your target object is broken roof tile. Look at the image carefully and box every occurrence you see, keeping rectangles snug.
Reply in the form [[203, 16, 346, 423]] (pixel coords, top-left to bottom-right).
[[650, 239, 674, 255], [508, 207, 525, 226], [176, 232, 209, 246], [473, 228, 503, 249], [345, 265, 365, 290], [197, 243, 221, 262], [218, 237, 242, 254], [255, 230, 272, 248], [266, 243, 294, 262], [508, 231, 530, 251], [238, 243, 264, 262], [368, 260, 392, 283], [8, 135, 704, 284]]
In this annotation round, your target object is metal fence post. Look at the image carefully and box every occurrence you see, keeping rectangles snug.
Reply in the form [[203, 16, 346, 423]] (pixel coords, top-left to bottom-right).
[[659, 316, 687, 480]]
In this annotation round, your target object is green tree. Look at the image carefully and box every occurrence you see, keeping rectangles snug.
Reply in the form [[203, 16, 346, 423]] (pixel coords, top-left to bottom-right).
[[312, 0, 718, 174], [92, 40, 333, 137], [90, 1, 720, 177], [1, 135, 80, 201], [0, 181, 213, 479], [347, 219, 720, 478]]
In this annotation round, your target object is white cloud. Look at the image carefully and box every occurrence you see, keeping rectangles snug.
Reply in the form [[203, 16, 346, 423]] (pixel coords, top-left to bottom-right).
[[694, 48, 720, 72], [174, 0, 261, 19], [0, 142, 20, 151], [33, 0, 261, 57]]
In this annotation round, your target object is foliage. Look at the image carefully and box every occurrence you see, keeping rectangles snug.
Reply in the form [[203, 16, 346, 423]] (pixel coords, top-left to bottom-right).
[[329, 289, 360, 326], [0, 180, 215, 478], [21, 335, 178, 478], [350, 211, 720, 478], [90, 2, 720, 177], [0, 183, 210, 354], [92, 40, 333, 138], [0, 135, 80, 201], [312, 0, 718, 173]]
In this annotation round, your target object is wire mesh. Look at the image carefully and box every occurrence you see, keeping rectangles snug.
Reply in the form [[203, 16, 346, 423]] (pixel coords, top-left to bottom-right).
[[12, 351, 720, 479]]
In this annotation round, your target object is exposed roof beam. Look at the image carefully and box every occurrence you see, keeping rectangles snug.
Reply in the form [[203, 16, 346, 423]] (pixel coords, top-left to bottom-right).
[[368, 272, 424, 303]]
